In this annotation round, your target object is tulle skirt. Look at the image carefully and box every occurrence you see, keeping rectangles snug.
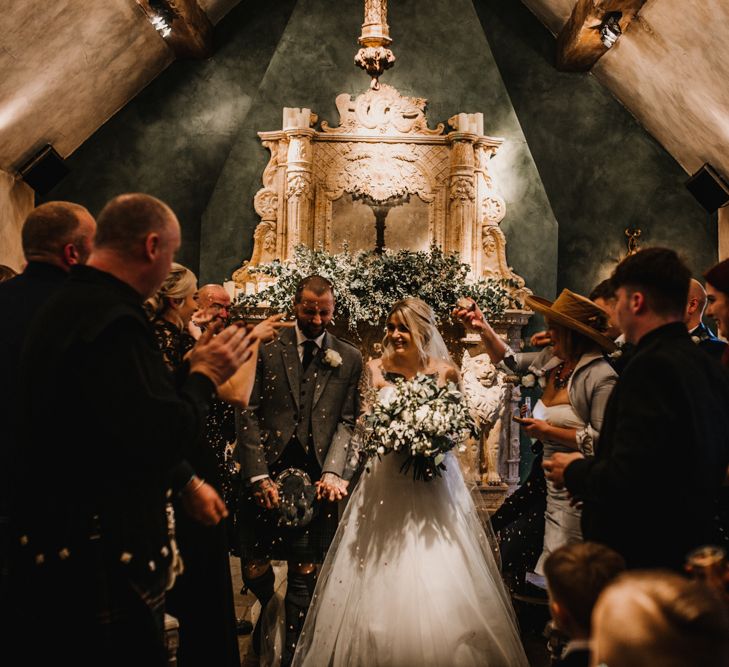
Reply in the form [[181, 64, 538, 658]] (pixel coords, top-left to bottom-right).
[[291, 451, 529, 667]]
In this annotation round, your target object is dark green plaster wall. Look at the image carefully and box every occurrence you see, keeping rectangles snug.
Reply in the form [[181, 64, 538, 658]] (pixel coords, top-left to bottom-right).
[[473, 0, 717, 294], [201, 0, 559, 296], [47, 0, 297, 274]]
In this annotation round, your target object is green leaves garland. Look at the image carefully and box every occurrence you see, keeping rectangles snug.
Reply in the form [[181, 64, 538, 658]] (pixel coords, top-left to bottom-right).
[[232, 244, 520, 328]]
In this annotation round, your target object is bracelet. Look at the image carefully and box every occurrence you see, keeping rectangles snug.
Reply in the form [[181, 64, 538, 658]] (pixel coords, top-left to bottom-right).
[[186, 477, 205, 494]]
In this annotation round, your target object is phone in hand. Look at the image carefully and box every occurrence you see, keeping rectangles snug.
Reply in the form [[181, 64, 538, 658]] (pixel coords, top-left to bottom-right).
[[523, 396, 532, 419]]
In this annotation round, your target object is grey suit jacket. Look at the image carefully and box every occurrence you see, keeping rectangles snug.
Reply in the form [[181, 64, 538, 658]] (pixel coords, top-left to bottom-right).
[[236, 326, 363, 480]]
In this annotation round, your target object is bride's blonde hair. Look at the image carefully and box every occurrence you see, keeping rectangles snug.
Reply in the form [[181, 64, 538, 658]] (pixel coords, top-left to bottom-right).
[[382, 297, 455, 370]]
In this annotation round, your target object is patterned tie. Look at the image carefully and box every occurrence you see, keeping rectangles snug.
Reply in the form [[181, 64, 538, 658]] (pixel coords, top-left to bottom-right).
[[302, 340, 318, 371]]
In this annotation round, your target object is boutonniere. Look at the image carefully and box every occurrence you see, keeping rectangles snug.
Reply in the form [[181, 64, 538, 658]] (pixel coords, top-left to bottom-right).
[[521, 372, 537, 388], [691, 335, 701, 345], [322, 348, 342, 368]]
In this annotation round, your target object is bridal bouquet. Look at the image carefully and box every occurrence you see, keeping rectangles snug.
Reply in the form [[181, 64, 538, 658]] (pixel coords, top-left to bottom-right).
[[360, 373, 478, 481]]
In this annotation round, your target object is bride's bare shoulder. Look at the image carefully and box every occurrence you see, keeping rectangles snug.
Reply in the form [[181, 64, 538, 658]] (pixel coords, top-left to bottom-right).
[[366, 358, 388, 388]]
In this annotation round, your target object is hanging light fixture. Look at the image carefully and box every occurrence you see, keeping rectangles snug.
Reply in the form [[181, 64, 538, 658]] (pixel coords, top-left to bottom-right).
[[599, 12, 623, 49], [147, 0, 177, 39]]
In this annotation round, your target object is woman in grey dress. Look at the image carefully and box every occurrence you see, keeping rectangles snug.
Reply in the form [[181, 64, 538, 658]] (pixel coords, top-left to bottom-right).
[[455, 289, 618, 584]]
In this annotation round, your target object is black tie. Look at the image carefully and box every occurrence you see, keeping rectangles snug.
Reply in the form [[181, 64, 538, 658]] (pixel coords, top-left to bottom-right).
[[302, 340, 318, 371]]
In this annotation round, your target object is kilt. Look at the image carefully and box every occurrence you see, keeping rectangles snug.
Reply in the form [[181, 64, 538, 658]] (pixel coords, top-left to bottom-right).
[[236, 437, 339, 563]]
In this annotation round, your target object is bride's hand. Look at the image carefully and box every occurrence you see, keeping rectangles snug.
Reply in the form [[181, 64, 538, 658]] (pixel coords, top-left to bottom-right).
[[452, 297, 487, 331], [316, 473, 349, 502]]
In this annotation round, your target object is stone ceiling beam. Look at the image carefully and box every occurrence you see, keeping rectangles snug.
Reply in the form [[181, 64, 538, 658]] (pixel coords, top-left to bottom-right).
[[135, 0, 214, 59], [555, 0, 646, 72]]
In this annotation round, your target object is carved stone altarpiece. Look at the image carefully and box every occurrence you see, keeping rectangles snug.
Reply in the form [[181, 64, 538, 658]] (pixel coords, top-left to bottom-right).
[[233, 84, 529, 308]]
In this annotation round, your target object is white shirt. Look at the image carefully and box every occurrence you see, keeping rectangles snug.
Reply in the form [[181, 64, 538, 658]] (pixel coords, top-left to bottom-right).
[[295, 324, 326, 362]]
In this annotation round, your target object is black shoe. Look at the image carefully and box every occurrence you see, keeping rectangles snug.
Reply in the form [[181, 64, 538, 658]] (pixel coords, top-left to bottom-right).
[[236, 618, 254, 635]]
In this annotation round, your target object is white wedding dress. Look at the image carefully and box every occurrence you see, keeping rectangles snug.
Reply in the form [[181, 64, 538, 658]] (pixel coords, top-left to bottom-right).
[[292, 384, 529, 667]]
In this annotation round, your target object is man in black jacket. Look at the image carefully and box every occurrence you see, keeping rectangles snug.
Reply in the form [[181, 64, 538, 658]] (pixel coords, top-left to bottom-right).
[[544, 248, 729, 571], [9, 194, 253, 667], [0, 201, 95, 607]]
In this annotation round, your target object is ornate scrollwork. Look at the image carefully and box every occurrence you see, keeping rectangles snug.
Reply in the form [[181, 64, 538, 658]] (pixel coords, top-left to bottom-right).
[[321, 85, 444, 136], [482, 194, 506, 223], [254, 189, 278, 221]]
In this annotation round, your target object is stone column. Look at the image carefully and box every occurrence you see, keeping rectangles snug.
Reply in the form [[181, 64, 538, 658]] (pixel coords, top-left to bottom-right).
[[283, 107, 315, 259], [447, 124, 477, 268]]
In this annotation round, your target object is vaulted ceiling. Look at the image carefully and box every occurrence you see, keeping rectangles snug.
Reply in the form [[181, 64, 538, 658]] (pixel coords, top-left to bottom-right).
[[1, 0, 727, 188]]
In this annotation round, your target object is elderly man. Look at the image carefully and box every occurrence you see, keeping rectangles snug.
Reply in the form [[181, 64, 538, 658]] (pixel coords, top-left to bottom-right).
[[684, 277, 726, 360], [0, 201, 96, 608], [544, 248, 729, 571], [9, 194, 253, 666], [193, 283, 231, 329]]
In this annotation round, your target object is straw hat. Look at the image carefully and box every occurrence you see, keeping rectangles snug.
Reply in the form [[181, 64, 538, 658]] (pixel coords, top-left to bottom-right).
[[525, 289, 617, 352]]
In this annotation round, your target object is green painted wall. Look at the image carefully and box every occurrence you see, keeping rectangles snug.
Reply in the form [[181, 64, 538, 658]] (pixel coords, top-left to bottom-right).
[[474, 0, 717, 293]]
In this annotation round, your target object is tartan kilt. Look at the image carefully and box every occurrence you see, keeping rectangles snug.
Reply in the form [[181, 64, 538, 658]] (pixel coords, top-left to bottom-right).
[[236, 438, 339, 563]]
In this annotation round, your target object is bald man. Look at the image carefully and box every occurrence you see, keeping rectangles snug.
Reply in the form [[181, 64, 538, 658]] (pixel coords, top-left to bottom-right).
[[684, 277, 726, 361], [8, 194, 253, 666], [193, 283, 231, 329]]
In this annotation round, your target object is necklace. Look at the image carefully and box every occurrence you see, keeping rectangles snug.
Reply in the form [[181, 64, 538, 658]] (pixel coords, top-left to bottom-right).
[[551, 361, 574, 390]]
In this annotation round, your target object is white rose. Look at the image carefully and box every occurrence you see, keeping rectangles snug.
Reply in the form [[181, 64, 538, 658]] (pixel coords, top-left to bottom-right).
[[521, 373, 536, 388], [378, 386, 396, 408], [323, 348, 343, 367], [415, 405, 430, 422]]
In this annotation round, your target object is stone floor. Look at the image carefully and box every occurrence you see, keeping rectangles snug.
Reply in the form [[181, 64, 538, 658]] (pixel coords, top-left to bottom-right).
[[228, 558, 551, 667]]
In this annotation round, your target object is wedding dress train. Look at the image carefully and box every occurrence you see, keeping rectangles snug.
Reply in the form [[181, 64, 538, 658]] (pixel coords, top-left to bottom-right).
[[292, 450, 529, 667]]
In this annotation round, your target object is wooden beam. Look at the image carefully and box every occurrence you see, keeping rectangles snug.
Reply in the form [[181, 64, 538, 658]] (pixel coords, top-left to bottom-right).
[[135, 0, 213, 60], [556, 0, 646, 72]]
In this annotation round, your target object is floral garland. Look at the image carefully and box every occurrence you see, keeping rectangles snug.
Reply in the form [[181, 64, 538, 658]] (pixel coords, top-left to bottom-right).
[[359, 373, 479, 481], [232, 244, 520, 329]]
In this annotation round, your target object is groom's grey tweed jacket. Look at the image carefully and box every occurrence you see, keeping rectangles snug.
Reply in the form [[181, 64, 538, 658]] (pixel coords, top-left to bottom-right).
[[236, 326, 362, 480]]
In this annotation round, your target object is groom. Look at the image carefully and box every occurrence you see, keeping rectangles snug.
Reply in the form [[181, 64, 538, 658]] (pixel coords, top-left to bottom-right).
[[236, 275, 362, 665]]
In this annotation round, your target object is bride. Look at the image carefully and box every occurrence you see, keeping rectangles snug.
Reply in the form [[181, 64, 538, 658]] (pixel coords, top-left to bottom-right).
[[291, 298, 528, 667]]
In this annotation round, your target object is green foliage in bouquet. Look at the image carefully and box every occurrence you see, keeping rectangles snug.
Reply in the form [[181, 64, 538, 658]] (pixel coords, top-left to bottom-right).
[[233, 244, 520, 328]]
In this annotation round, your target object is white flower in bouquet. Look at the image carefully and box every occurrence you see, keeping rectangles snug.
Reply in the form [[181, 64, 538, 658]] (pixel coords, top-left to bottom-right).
[[361, 373, 479, 481]]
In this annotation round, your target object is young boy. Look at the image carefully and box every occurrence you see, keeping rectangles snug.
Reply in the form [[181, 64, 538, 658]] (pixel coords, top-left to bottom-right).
[[544, 542, 625, 666]]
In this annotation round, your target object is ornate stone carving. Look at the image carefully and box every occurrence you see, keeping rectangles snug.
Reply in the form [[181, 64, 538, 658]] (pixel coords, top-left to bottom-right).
[[449, 176, 476, 202], [482, 194, 506, 223], [254, 189, 278, 221], [356, 0, 394, 88], [321, 85, 444, 136], [327, 143, 431, 203], [287, 173, 312, 200]]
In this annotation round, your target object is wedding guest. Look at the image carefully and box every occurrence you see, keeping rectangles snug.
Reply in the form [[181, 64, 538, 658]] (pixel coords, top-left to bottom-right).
[[685, 278, 726, 360], [0, 201, 95, 617], [544, 248, 729, 570], [588, 279, 622, 340], [0, 264, 17, 282], [236, 275, 362, 666], [455, 291, 617, 586], [8, 193, 253, 667], [591, 571, 729, 667], [705, 257, 729, 367], [146, 263, 240, 667], [192, 282, 231, 333], [543, 542, 625, 667]]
